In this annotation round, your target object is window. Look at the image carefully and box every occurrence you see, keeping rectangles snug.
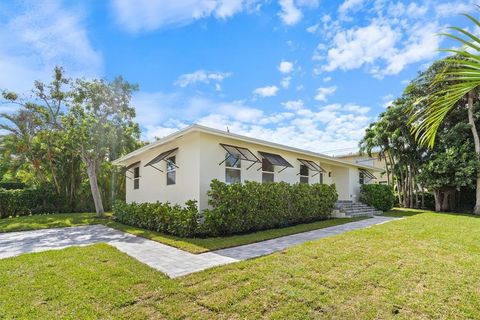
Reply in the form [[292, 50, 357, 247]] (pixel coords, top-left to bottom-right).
[[299, 164, 309, 184], [319, 172, 323, 184], [359, 171, 365, 185], [262, 158, 274, 183], [225, 153, 241, 184], [133, 166, 140, 189], [166, 156, 176, 185]]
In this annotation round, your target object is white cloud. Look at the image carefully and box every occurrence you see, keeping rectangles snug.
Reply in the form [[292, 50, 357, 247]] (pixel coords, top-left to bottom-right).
[[321, 22, 398, 72], [323, 76, 332, 82], [278, 0, 302, 26], [280, 76, 292, 89], [0, 2, 102, 95], [111, 0, 261, 32], [253, 85, 279, 97], [435, 1, 474, 18], [338, 0, 364, 15], [314, 1, 467, 77], [381, 94, 395, 108], [174, 70, 231, 87], [277, 0, 319, 26], [306, 24, 319, 33], [141, 95, 371, 152], [314, 86, 337, 102], [282, 99, 304, 110], [278, 60, 294, 73]]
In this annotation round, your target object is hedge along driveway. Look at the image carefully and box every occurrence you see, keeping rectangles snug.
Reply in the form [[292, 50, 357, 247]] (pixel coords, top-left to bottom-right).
[[0, 213, 367, 254]]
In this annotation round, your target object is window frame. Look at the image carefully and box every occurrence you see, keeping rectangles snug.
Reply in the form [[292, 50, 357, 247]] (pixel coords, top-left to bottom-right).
[[359, 171, 365, 185], [225, 152, 241, 184], [133, 166, 140, 190], [166, 155, 176, 186], [262, 158, 274, 184], [299, 164, 309, 184]]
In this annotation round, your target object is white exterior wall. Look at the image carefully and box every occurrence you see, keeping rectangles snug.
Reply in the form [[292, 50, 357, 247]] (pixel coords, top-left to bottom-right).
[[197, 132, 358, 210], [124, 132, 201, 207], [122, 130, 367, 210]]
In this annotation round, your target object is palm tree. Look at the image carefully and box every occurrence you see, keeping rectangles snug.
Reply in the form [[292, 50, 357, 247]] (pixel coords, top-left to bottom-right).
[[410, 14, 480, 214]]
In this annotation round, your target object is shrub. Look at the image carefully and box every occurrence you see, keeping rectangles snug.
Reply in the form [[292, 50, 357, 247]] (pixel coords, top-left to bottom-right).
[[0, 187, 67, 218], [359, 184, 395, 211], [0, 182, 26, 190], [202, 180, 338, 236], [112, 200, 200, 237]]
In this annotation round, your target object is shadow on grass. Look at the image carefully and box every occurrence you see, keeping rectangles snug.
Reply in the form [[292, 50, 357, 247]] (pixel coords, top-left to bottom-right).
[[384, 207, 480, 219], [382, 208, 427, 218]]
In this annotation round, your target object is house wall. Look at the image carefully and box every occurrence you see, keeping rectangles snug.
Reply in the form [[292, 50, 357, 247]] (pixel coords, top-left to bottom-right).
[[197, 132, 360, 210], [122, 131, 369, 210], [338, 153, 388, 184], [124, 132, 201, 207]]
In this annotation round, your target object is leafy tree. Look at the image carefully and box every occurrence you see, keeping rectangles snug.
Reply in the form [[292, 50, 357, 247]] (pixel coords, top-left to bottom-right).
[[418, 123, 479, 211], [409, 14, 480, 214], [64, 77, 140, 216]]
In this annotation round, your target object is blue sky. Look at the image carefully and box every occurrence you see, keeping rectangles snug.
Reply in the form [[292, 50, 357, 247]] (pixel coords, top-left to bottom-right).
[[0, 0, 475, 154]]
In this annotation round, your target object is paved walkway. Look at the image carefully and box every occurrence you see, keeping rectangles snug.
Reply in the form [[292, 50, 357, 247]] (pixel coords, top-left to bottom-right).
[[0, 216, 397, 278]]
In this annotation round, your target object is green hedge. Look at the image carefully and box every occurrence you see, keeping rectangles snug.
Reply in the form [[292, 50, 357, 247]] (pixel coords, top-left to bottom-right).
[[0, 187, 67, 218], [112, 180, 338, 238], [202, 180, 338, 236], [112, 200, 200, 237], [0, 182, 26, 190], [359, 184, 395, 211]]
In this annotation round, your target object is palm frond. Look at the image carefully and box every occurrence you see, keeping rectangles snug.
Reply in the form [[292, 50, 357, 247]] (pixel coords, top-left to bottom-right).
[[410, 14, 480, 148]]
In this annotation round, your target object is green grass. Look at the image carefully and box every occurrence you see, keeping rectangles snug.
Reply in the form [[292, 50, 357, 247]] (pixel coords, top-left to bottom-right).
[[0, 212, 365, 253], [1, 209, 480, 318]]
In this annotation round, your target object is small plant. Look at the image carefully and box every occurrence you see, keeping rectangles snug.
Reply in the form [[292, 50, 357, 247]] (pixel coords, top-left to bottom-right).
[[359, 184, 395, 211]]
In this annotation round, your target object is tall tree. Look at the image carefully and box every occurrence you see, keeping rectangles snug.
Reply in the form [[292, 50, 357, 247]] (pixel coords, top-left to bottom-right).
[[409, 14, 480, 214], [64, 77, 140, 217]]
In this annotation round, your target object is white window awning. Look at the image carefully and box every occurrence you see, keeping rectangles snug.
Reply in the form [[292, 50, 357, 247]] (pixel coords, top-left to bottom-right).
[[144, 148, 178, 172], [219, 143, 261, 170]]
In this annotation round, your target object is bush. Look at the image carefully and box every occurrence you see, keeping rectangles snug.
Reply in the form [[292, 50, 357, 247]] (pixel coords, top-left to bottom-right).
[[202, 180, 338, 236], [0, 187, 67, 218], [112, 200, 200, 237], [359, 184, 395, 211], [0, 182, 26, 190]]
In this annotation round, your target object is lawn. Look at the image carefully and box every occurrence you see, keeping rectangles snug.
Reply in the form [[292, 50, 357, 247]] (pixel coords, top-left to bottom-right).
[[0, 212, 365, 253], [1, 209, 480, 319]]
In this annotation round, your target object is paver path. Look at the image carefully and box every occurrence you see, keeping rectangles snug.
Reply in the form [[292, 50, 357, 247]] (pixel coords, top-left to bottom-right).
[[0, 216, 397, 277]]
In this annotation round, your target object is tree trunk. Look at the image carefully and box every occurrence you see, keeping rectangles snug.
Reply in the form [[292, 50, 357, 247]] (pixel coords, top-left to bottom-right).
[[434, 190, 441, 212], [467, 91, 480, 215], [85, 158, 104, 217]]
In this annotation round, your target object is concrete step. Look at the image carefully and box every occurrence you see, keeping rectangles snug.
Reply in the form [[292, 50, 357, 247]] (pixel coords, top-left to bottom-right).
[[335, 201, 383, 218]]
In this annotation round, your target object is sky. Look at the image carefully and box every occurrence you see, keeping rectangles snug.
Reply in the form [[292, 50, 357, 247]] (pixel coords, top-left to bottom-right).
[[0, 0, 475, 155]]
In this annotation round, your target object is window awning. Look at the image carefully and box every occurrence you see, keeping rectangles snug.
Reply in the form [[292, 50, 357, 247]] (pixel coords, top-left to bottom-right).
[[125, 161, 140, 171], [144, 148, 178, 172], [121, 161, 140, 179], [258, 151, 293, 173], [219, 143, 261, 170], [297, 159, 326, 177], [298, 159, 326, 172], [359, 169, 376, 180]]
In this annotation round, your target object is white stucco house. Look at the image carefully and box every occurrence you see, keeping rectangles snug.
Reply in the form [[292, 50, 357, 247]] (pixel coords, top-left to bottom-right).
[[113, 124, 379, 211]]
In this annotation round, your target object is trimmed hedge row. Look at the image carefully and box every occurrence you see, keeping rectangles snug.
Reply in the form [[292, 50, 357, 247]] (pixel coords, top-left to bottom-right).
[[359, 184, 395, 211], [202, 180, 338, 236], [0, 187, 67, 218], [112, 180, 338, 237], [113, 200, 200, 237]]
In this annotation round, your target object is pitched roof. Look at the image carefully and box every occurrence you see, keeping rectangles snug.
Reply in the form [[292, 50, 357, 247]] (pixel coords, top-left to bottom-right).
[[113, 124, 381, 171]]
